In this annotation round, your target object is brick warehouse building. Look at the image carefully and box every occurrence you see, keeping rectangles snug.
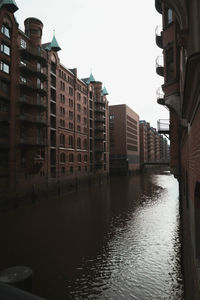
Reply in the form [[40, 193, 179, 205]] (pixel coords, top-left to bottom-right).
[[155, 0, 200, 298], [0, 1, 109, 199], [109, 104, 140, 174], [139, 120, 169, 165]]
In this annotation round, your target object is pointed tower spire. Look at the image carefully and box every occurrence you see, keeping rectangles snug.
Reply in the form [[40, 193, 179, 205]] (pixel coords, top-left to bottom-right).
[[50, 30, 61, 52], [102, 86, 109, 95]]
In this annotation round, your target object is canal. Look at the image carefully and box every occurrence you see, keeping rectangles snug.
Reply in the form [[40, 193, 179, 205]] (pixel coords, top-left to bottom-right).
[[0, 168, 184, 299]]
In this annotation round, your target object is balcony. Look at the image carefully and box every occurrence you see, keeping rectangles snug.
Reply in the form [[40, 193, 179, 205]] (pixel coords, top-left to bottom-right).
[[19, 78, 47, 95], [94, 116, 105, 123], [94, 125, 104, 132], [19, 44, 47, 64], [156, 87, 165, 105], [155, 26, 163, 49], [95, 145, 104, 152], [19, 96, 47, 110], [95, 133, 104, 141], [95, 106, 105, 114], [156, 56, 164, 77], [95, 97, 106, 106], [19, 114, 47, 126], [19, 61, 47, 80], [19, 137, 47, 147], [155, 0, 162, 14], [157, 119, 170, 134]]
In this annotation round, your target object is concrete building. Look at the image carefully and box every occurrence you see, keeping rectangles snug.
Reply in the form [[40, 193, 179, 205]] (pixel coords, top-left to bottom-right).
[[0, 1, 109, 199], [109, 104, 140, 174], [155, 0, 200, 298]]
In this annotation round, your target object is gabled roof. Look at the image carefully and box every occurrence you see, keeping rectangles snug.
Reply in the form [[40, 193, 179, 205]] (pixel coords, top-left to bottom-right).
[[0, 0, 18, 13]]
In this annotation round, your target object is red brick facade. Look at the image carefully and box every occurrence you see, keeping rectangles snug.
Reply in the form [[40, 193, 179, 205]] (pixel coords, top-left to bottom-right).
[[0, 3, 109, 197]]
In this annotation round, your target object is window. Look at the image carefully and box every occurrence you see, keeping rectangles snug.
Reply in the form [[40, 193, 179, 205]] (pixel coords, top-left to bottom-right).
[[61, 167, 65, 175], [1, 44, 10, 56], [0, 100, 9, 112], [69, 154, 74, 162], [77, 137, 81, 149], [69, 122, 73, 129], [77, 103, 81, 112], [84, 155, 88, 162], [1, 24, 10, 38], [0, 61, 9, 74], [37, 78, 41, 88], [60, 107, 65, 116], [78, 166, 81, 172], [69, 87, 73, 96], [84, 117, 87, 125], [20, 39, 27, 49], [60, 119, 65, 127], [77, 154, 81, 162], [77, 92, 81, 101], [70, 166, 73, 173], [60, 153, 66, 163], [167, 8, 173, 24], [77, 125, 81, 132], [60, 134, 65, 146], [77, 114, 81, 123], [83, 107, 87, 115], [69, 98, 73, 107], [110, 115, 114, 120], [69, 135, 74, 148], [69, 111, 73, 120], [83, 97, 87, 104], [83, 139, 87, 150]]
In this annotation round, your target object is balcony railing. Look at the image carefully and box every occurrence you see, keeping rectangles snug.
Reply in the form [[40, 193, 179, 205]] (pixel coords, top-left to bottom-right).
[[19, 96, 47, 110], [95, 133, 104, 141], [157, 119, 170, 134], [94, 125, 104, 132], [156, 56, 164, 77], [95, 145, 104, 152], [19, 61, 47, 79], [19, 114, 47, 126], [155, 26, 163, 49], [94, 116, 105, 123], [156, 87, 165, 105], [19, 78, 47, 94], [20, 137, 47, 146], [19, 44, 47, 63], [95, 107, 105, 114]]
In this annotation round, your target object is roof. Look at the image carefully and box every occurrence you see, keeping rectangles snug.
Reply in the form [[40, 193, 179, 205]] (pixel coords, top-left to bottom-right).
[[82, 73, 96, 85], [42, 33, 61, 52], [0, 0, 18, 13], [102, 86, 108, 95]]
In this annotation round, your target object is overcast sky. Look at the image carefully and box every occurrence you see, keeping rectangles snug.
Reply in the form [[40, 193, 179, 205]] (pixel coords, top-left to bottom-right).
[[15, 0, 168, 129]]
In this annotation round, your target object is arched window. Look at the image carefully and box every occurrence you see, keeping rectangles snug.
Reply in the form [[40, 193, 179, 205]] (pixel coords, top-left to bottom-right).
[[60, 153, 66, 163], [83, 139, 87, 150], [69, 153, 74, 162], [69, 135, 74, 148], [77, 137, 81, 149], [194, 182, 200, 258], [77, 154, 81, 162], [60, 134, 65, 146]]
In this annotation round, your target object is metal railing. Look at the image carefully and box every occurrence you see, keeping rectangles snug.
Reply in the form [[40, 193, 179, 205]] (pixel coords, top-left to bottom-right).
[[157, 119, 170, 132]]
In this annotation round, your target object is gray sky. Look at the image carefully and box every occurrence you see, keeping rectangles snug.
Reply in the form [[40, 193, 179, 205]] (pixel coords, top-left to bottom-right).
[[15, 0, 168, 128]]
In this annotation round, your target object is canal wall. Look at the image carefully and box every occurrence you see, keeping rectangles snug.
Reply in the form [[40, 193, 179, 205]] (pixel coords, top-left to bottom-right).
[[0, 173, 109, 211]]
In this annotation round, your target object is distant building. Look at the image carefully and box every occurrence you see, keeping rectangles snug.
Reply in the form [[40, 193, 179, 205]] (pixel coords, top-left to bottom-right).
[[109, 104, 140, 174], [140, 120, 169, 165]]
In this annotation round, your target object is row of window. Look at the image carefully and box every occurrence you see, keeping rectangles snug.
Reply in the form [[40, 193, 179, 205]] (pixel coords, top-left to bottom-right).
[[60, 134, 87, 149], [60, 165, 88, 175], [60, 152, 88, 163]]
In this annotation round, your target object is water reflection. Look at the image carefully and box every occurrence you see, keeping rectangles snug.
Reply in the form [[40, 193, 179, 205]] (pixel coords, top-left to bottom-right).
[[0, 169, 184, 299]]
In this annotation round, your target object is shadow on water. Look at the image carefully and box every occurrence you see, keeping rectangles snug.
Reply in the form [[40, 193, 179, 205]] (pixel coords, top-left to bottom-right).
[[0, 168, 184, 299]]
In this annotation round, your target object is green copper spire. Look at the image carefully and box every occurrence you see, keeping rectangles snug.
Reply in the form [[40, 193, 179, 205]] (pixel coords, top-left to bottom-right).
[[50, 31, 61, 52], [0, 0, 18, 12], [86, 73, 95, 84], [102, 86, 108, 95]]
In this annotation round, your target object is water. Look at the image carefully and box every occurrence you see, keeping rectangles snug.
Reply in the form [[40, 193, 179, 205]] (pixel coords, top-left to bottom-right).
[[0, 169, 184, 299]]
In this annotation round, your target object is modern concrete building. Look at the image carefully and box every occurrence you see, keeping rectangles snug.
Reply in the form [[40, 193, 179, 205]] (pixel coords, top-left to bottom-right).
[[0, 1, 109, 199], [109, 104, 140, 174], [155, 0, 200, 298]]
